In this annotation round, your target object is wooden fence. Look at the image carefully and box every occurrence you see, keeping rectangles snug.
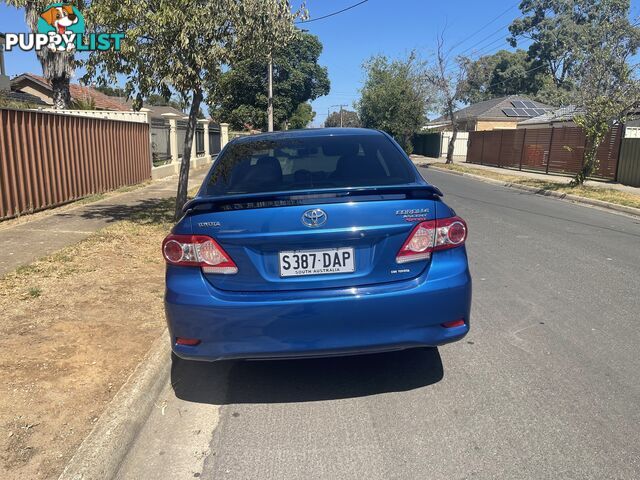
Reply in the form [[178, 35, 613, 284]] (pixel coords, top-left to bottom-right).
[[467, 126, 623, 180], [0, 108, 151, 220]]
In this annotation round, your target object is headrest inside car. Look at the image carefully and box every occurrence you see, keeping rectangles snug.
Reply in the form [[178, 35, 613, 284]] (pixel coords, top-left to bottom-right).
[[322, 141, 360, 157]]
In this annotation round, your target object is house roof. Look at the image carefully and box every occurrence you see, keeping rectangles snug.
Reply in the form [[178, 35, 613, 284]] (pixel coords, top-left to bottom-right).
[[107, 97, 186, 118], [518, 105, 581, 126], [10, 73, 130, 111], [435, 95, 555, 123], [0, 90, 49, 105]]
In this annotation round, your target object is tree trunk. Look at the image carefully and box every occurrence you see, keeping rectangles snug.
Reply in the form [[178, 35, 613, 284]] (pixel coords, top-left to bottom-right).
[[51, 76, 71, 109], [571, 135, 603, 186], [174, 89, 204, 220], [446, 125, 458, 164], [25, 3, 74, 110]]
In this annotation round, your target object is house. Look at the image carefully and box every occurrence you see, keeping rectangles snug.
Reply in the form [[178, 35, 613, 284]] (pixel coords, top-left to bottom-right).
[[425, 95, 556, 132], [105, 97, 186, 120], [10, 73, 188, 119], [10, 73, 130, 111], [0, 39, 49, 105]]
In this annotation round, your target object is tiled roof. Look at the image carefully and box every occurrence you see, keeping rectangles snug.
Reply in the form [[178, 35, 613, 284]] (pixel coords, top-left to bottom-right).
[[11, 73, 130, 111]]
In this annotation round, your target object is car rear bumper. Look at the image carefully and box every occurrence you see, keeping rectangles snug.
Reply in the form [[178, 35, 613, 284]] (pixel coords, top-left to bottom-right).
[[165, 249, 472, 361]]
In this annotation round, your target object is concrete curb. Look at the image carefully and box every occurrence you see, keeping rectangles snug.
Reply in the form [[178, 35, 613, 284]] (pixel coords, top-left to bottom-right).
[[419, 164, 640, 218], [58, 331, 171, 480]]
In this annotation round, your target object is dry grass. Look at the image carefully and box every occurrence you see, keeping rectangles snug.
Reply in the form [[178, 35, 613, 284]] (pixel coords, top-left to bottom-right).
[[0, 194, 186, 479], [427, 163, 640, 210]]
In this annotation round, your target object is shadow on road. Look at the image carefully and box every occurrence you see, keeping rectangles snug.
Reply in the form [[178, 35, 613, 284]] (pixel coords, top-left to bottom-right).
[[171, 347, 444, 405]]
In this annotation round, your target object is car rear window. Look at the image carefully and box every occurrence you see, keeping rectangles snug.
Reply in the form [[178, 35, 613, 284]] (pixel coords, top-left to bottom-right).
[[205, 134, 415, 195]]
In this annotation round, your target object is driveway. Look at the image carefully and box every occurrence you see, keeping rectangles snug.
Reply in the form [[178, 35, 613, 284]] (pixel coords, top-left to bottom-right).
[[116, 166, 640, 480]]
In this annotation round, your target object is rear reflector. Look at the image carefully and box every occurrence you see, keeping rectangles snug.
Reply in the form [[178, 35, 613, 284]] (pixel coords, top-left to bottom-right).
[[176, 337, 201, 346], [441, 319, 465, 328], [162, 234, 238, 274], [396, 216, 467, 264]]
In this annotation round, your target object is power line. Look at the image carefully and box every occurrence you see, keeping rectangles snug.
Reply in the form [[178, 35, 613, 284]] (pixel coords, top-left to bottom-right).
[[448, 1, 520, 53], [296, 0, 369, 24]]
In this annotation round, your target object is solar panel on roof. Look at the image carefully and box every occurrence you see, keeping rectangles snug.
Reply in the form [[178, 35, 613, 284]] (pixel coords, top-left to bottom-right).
[[502, 108, 518, 117], [523, 108, 540, 116], [513, 108, 529, 116], [533, 108, 548, 115], [511, 101, 526, 108], [522, 101, 537, 108]]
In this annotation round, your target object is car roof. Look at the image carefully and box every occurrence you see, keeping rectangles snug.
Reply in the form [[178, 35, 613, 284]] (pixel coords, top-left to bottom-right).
[[230, 128, 384, 144]]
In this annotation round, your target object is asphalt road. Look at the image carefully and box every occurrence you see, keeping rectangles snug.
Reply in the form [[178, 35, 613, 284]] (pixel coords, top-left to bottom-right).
[[116, 167, 640, 480]]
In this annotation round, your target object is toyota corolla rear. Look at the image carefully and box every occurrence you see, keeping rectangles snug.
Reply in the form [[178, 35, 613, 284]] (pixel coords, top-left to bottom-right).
[[164, 128, 471, 361]]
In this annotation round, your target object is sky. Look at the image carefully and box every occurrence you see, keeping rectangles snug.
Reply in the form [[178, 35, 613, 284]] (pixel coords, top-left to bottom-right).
[[2, 0, 640, 127]]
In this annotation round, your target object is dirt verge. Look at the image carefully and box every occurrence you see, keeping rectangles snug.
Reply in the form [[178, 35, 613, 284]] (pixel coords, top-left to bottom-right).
[[0, 196, 176, 480]]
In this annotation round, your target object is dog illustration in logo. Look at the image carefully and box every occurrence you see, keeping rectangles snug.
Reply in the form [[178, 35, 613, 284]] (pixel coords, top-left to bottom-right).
[[40, 4, 78, 51]]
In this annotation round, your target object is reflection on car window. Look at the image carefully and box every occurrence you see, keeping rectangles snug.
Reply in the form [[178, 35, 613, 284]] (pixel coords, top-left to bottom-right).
[[207, 135, 414, 195]]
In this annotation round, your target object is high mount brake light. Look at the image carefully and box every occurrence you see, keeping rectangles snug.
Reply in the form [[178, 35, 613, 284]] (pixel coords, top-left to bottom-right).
[[396, 216, 467, 264], [162, 234, 238, 274]]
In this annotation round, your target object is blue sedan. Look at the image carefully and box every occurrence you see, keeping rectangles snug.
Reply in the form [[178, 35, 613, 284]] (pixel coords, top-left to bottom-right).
[[163, 128, 471, 361]]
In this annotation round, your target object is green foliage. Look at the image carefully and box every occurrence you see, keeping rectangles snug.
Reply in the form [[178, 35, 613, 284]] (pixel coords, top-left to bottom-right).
[[569, 1, 640, 184], [288, 103, 316, 129], [357, 53, 431, 153], [94, 85, 127, 97], [325, 109, 361, 128], [70, 96, 96, 110], [83, 0, 302, 218], [209, 32, 329, 131], [458, 50, 546, 104]]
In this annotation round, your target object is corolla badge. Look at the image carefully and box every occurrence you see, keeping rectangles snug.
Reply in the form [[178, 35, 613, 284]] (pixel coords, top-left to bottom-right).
[[302, 208, 327, 228]]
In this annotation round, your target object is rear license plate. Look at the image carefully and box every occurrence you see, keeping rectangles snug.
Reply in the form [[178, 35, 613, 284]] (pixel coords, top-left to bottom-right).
[[279, 248, 355, 277]]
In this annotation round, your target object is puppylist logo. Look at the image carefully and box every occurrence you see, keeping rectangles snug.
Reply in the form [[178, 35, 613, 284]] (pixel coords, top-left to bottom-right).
[[4, 3, 123, 53]]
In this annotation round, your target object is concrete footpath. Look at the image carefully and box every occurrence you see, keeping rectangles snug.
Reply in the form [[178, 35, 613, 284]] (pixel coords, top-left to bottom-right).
[[0, 168, 210, 278], [411, 155, 640, 195]]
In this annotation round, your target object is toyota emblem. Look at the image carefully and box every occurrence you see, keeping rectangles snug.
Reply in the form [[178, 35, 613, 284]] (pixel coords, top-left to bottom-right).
[[301, 209, 327, 228]]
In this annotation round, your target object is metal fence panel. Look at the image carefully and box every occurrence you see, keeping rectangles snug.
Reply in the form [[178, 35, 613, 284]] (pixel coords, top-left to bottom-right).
[[209, 130, 221, 155], [617, 137, 640, 187], [466, 126, 622, 180], [548, 127, 585, 175], [150, 118, 171, 166], [0, 108, 151, 220], [195, 125, 205, 155]]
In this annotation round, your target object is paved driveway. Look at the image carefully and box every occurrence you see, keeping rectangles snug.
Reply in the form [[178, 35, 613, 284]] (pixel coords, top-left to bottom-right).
[[116, 166, 640, 480]]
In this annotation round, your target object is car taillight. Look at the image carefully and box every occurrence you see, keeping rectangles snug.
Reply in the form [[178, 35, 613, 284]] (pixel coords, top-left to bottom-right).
[[396, 216, 467, 264], [162, 234, 238, 274]]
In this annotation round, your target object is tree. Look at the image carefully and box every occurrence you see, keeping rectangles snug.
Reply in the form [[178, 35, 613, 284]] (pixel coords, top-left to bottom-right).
[[84, 0, 302, 219], [288, 103, 316, 129], [4, 0, 82, 108], [425, 35, 467, 164], [357, 52, 432, 153], [94, 85, 127, 98], [508, 0, 582, 89], [458, 49, 545, 104], [210, 32, 329, 131], [510, 0, 640, 184], [569, 1, 640, 185], [324, 109, 361, 128]]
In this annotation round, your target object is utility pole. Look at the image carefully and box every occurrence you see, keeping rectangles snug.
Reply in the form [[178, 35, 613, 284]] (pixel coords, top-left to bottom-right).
[[330, 104, 348, 127], [267, 52, 274, 132]]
